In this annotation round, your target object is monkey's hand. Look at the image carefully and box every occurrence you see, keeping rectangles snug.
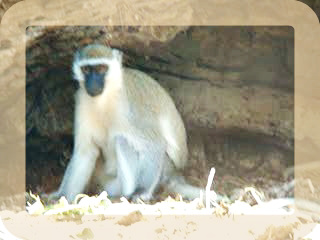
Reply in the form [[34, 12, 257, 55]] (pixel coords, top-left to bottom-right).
[[44, 190, 64, 203]]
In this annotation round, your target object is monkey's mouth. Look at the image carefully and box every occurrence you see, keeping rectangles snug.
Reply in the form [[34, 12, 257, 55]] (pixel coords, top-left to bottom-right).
[[85, 73, 105, 97]]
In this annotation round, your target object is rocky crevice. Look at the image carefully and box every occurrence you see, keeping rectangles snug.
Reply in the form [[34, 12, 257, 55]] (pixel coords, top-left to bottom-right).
[[25, 26, 294, 199]]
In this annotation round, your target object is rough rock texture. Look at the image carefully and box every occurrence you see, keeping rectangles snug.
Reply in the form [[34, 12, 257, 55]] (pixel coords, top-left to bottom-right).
[[25, 26, 294, 197]]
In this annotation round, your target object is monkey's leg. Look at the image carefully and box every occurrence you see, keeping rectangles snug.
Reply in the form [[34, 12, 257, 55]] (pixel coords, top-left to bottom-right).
[[51, 139, 99, 202], [134, 144, 166, 201], [161, 116, 188, 169], [105, 136, 138, 198], [104, 178, 122, 197]]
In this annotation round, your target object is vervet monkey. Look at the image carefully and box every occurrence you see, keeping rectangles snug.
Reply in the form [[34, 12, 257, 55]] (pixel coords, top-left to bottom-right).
[[51, 43, 205, 202]]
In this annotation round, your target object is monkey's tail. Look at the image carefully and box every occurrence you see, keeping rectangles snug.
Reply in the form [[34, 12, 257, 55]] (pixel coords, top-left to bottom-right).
[[166, 175, 203, 200]]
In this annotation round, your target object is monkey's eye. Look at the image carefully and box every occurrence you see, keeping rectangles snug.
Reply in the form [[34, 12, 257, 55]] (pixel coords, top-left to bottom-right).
[[95, 64, 108, 74], [81, 66, 90, 74]]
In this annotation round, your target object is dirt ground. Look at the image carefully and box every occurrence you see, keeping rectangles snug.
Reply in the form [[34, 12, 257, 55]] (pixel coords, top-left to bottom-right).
[[1, 206, 319, 240]]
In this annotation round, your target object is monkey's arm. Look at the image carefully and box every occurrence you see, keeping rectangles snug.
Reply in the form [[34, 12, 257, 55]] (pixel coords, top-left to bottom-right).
[[53, 135, 99, 202]]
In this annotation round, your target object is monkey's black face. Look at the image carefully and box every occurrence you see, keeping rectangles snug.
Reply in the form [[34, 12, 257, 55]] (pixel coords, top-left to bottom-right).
[[81, 64, 108, 97]]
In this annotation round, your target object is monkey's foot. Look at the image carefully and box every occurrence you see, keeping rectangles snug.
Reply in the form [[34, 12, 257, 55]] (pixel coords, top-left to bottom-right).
[[131, 192, 153, 203]]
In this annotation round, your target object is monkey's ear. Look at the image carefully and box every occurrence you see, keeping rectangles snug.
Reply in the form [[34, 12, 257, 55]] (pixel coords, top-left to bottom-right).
[[72, 50, 84, 81], [73, 49, 83, 62]]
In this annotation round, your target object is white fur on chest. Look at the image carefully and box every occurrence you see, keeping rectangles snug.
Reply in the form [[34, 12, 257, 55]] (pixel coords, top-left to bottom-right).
[[75, 88, 124, 147]]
